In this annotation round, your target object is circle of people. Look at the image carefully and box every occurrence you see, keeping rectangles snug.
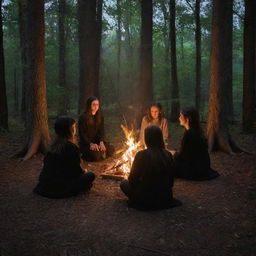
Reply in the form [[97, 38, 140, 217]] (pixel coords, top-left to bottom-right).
[[34, 96, 219, 210]]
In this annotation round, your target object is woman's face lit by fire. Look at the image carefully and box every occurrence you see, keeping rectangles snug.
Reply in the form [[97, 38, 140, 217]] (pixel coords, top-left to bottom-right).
[[150, 106, 160, 120], [179, 112, 189, 129], [91, 100, 100, 115], [71, 123, 76, 137]]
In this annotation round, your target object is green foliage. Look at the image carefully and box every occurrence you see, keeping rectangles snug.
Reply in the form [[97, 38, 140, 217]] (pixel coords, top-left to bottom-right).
[[2, 0, 245, 121]]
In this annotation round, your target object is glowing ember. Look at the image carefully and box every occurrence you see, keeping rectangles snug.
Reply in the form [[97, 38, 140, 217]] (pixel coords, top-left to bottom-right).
[[114, 125, 141, 178]]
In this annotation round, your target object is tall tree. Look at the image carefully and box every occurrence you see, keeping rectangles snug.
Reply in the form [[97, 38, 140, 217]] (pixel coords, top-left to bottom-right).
[[123, 0, 133, 64], [20, 0, 50, 160], [116, 0, 121, 100], [243, 0, 256, 131], [185, 0, 202, 111], [18, 0, 29, 123], [0, 0, 8, 131], [123, 0, 134, 106], [207, 0, 239, 153], [95, 0, 103, 98], [139, 0, 153, 110], [58, 0, 69, 115], [160, 1, 170, 93], [195, 0, 201, 111], [169, 0, 180, 122], [78, 0, 101, 113]]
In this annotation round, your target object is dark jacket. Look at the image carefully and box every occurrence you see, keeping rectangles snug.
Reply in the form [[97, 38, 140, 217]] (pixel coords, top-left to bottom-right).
[[174, 128, 219, 180], [128, 148, 175, 208], [34, 141, 85, 198], [78, 112, 104, 147]]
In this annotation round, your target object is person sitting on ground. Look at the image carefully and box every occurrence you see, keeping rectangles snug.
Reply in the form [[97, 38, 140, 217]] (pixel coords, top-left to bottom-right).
[[120, 125, 181, 210], [33, 116, 95, 198], [170, 106, 219, 181], [139, 102, 169, 148], [78, 96, 114, 162]]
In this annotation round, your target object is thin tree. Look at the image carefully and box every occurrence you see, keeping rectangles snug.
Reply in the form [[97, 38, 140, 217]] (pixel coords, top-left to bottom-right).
[[58, 0, 69, 115], [207, 0, 240, 153], [78, 0, 98, 113], [243, 0, 256, 131], [160, 1, 170, 94], [139, 0, 153, 110], [116, 0, 121, 100], [195, 0, 201, 111], [18, 0, 29, 123], [19, 0, 50, 160], [95, 0, 103, 98], [123, 0, 134, 105], [169, 0, 180, 122], [0, 0, 8, 131], [123, 0, 133, 64]]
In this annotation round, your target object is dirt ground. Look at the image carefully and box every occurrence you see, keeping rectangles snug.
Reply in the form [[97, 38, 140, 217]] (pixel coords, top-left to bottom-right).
[[0, 123, 256, 256]]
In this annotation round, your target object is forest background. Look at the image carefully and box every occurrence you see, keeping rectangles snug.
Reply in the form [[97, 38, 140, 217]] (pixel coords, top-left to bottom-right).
[[1, 0, 246, 129]]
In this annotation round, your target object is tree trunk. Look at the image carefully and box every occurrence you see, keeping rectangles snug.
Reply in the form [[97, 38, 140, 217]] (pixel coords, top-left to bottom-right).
[[139, 0, 153, 109], [160, 1, 170, 95], [227, 0, 234, 122], [58, 0, 69, 115], [123, 0, 134, 105], [206, 0, 239, 154], [116, 0, 121, 101], [169, 0, 180, 122], [195, 0, 201, 111], [78, 0, 98, 113], [243, 0, 256, 131], [95, 0, 103, 98], [18, 0, 29, 123], [123, 0, 133, 64], [14, 68, 19, 114], [0, 0, 8, 131], [20, 0, 50, 160]]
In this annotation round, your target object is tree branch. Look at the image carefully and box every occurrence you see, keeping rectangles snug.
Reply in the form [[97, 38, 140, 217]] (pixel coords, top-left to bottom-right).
[[184, 0, 194, 13], [233, 9, 244, 20]]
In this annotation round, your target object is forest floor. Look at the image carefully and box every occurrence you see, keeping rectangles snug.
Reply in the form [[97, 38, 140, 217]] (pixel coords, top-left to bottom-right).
[[0, 120, 256, 256]]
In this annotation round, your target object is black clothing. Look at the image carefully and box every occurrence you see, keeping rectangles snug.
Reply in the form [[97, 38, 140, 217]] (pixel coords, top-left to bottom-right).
[[79, 112, 105, 146], [174, 128, 219, 181], [34, 141, 95, 198], [78, 112, 114, 161], [120, 148, 181, 210]]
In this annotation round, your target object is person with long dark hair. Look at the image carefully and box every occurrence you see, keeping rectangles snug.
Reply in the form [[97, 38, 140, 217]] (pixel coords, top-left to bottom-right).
[[120, 125, 181, 210], [34, 116, 95, 198], [78, 96, 114, 162], [171, 106, 219, 180], [139, 102, 169, 148]]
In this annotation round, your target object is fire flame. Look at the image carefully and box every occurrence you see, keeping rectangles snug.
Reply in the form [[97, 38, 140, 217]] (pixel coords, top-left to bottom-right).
[[115, 125, 141, 177]]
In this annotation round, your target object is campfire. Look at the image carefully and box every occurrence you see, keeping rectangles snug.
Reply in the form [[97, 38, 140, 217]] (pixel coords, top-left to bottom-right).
[[101, 125, 141, 180]]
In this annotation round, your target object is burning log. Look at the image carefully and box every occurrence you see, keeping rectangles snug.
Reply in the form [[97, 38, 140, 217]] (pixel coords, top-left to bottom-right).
[[101, 125, 141, 181]]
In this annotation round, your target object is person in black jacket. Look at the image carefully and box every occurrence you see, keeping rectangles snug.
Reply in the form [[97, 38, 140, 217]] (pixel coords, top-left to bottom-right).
[[34, 116, 95, 198], [170, 106, 219, 181], [120, 125, 181, 210], [78, 96, 114, 161]]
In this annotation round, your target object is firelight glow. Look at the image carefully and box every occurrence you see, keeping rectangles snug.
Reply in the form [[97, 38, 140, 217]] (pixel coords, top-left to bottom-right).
[[115, 125, 141, 177]]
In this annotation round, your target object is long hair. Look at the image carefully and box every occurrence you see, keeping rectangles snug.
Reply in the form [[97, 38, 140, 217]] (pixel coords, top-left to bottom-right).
[[144, 125, 165, 149], [146, 102, 163, 122], [84, 96, 102, 126], [50, 116, 76, 154], [180, 106, 201, 132], [144, 125, 172, 173], [180, 106, 206, 145]]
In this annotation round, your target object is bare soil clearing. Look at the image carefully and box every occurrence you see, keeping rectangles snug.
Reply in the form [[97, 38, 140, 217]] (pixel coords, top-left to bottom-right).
[[0, 125, 255, 256]]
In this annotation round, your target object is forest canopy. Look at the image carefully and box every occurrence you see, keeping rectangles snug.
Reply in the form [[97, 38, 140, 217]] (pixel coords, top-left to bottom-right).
[[0, 0, 255, 158]]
